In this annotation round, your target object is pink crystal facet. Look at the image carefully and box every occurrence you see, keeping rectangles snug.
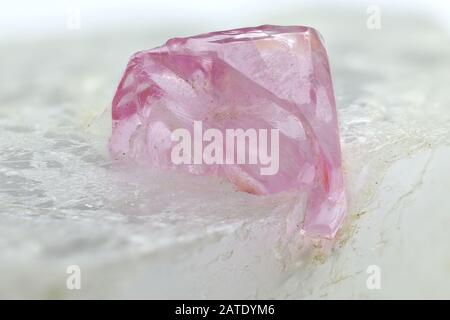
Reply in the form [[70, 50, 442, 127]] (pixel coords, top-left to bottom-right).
[[109, 25, 347, 238]]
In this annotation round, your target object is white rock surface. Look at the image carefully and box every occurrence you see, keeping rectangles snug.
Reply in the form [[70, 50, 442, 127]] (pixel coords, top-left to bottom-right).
[[0, 8, 449, 298]]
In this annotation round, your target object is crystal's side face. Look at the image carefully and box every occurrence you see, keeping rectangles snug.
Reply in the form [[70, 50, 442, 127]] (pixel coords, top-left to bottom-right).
[[109, 25, 346, 238]]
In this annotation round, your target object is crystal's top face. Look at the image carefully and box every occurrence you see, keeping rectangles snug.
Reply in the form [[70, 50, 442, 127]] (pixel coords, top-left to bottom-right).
[[110, 25, 347, 238]]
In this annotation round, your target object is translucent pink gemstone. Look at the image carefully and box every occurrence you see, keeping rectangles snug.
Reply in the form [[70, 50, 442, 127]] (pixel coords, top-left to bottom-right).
[[109, 25, 347, 238]]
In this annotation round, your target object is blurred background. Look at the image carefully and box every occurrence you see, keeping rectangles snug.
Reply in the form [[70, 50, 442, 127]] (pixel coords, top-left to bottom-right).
[[0, 0, 449, 299], [2, 0, 449, 130], [1, 0, 450, 40]]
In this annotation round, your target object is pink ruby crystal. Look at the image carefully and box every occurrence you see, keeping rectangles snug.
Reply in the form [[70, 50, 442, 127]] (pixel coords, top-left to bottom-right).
[[109, 25, 346, 238]]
